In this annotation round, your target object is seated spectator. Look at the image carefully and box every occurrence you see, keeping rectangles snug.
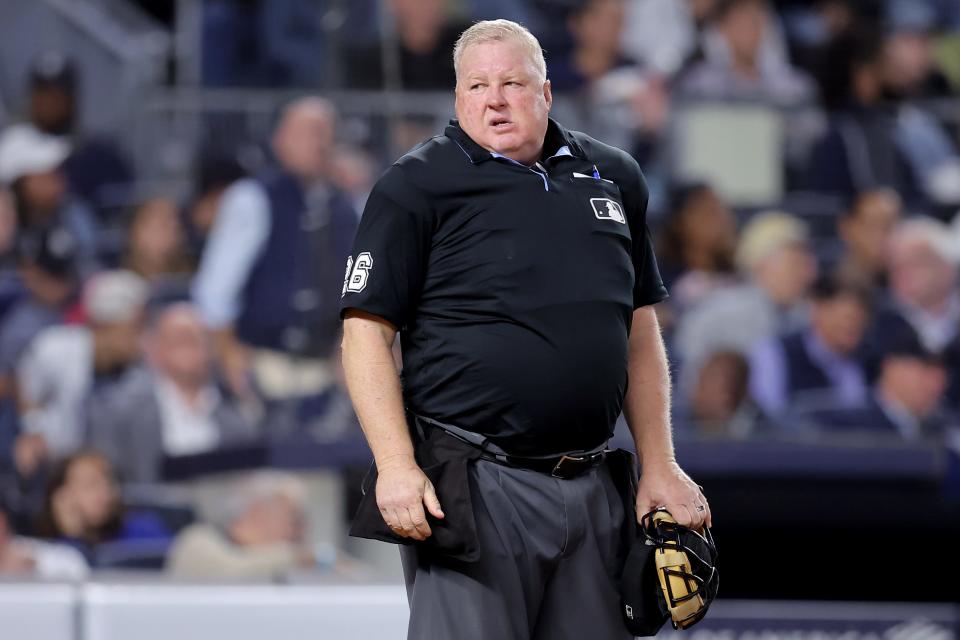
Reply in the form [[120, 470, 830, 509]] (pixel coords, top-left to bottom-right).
[[804, 327, 952, 441], [676, 0, 818, 107], [34, 450, 171, 559], [832, 187, 902, 293], [123, 197, 194, 300], [807, 26, 960, 207], [549, 0, 671, 161], [88, 303, 257, 484], [782, 0, 866, 100], [749, 276, 871, 417], [15, 270, 148, 475], [550, 0, 639, 92], [0, 227, 78, 371], [655, 182, 737, 309], [676, 0, 823, 175], [167, 471, 321, 580], [675, 211, 817, 395], [0, 494, 88, 580], [0, 226, 79, 453], [866, 217, 960, 406], [19, 51, 133, 220], [343, 0, 465, 90], [881, 2, 953, 101], [0, 124, 100, 276], [192, 98, 357, 406], [682, 350, 763, 438]]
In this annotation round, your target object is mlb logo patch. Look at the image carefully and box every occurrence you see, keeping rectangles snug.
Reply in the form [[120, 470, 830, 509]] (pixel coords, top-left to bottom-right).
[[590, 198, 626, 224]]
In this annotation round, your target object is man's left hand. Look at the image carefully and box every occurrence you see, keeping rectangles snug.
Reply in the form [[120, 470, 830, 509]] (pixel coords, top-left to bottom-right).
[[636, 460, 711, 529]]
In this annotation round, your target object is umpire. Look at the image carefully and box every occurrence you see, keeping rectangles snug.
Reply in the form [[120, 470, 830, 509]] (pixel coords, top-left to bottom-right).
[[340, 19, 711, 640]]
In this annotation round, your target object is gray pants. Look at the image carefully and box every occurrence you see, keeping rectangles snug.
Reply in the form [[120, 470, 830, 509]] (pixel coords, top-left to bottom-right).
[[401, 458, 633, 640]]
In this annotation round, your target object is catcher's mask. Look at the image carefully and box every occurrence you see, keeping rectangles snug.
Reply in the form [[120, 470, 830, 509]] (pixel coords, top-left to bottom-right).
[[620, 508, 719, 636]]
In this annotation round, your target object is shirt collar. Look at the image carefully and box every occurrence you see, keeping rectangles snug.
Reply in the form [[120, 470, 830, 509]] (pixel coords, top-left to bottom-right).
[[155, 374, 221, 417], [445, 117, 585, 165]]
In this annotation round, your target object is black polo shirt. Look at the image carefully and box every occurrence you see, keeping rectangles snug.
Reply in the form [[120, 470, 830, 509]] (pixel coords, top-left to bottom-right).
[[340, 118, 667, 456]]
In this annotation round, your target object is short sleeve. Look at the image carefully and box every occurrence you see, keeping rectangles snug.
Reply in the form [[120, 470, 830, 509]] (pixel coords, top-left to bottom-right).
[[618, 155, 668, 308], [633, 230, 668, 308], [338, 165, 434, 329]]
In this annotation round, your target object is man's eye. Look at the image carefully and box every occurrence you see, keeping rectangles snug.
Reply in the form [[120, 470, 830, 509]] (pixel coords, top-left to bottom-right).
[[471, 83, 486, 90]]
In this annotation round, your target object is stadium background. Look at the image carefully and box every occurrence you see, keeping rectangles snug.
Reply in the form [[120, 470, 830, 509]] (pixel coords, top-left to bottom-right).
[[0, 0, 958, 638]]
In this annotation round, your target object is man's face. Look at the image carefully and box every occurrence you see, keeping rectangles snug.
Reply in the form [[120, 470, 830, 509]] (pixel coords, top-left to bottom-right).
[[757, 242, 817, 306], [151, 308, 211, 386], [571, 0, 626, 54], [18, 170, 66, 216], [811, 294, 869, 356], [455, 39, 552, 166], [250, 495, 305, 545], [884, 357, 946, 419], [273, 104, 336, 182], [888, 236, 957, 310], [840, 191, 901, 271], [722, 1, 767, 64], [30, 86, 74, 135]]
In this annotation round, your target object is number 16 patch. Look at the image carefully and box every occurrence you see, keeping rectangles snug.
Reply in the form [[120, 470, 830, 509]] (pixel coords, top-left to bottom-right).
[[342, 252, 373, 296]]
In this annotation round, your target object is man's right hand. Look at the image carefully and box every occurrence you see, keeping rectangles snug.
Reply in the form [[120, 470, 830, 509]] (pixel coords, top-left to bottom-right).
[[375, 460, 444, 541]]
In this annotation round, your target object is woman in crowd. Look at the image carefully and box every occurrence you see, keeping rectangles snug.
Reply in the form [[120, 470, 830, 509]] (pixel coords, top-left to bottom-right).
[[34, 450, 171, 559]]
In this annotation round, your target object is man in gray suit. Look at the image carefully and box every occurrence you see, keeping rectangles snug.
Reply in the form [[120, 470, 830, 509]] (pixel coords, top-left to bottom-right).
[[88, 303, 257, 484]]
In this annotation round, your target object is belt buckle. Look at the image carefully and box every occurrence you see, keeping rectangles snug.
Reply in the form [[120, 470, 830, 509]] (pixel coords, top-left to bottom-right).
[[552, 454, 587, 479]]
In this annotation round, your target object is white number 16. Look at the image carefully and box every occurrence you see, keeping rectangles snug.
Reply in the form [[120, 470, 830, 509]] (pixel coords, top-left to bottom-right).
[[343, 252, 373, 295]]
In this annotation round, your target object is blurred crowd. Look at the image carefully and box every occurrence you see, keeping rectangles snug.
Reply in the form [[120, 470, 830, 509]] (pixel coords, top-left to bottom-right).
[[1, 0, 960, 578]]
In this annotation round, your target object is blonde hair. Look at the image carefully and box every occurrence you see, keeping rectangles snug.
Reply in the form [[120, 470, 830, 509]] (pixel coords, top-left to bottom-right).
[[453, 20, 547, 84], [735, 211, 809, 273]]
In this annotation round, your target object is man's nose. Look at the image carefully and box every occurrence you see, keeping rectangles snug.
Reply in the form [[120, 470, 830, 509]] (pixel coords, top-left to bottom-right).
[[486, 84, 507, 107]]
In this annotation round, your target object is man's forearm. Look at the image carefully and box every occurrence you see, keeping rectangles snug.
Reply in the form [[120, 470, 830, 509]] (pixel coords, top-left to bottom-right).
[[623, 307, 675, 470], [341, 314, 416, 470]]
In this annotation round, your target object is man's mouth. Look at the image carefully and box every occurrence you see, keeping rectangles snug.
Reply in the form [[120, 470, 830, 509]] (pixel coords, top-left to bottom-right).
[[489, 117, 514, 130]]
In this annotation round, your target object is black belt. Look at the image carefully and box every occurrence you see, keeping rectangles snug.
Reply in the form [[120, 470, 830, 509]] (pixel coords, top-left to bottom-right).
[[412, 414, 608, 480], [486, 449, 607, 479]]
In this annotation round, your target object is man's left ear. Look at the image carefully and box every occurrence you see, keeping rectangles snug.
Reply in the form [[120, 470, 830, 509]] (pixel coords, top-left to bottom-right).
[[543, 79, 553, 110]]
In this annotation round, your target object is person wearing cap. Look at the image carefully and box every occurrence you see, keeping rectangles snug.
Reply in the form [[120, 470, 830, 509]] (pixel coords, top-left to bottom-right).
[[0, 50, 133, 220], [0, 220, 80, 469], [341, 20, 708, 639], [674, 210, 818, 398], [13, 271, 148, 477], [0, 123, 101, 276], [0, 226, 80, 392]]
